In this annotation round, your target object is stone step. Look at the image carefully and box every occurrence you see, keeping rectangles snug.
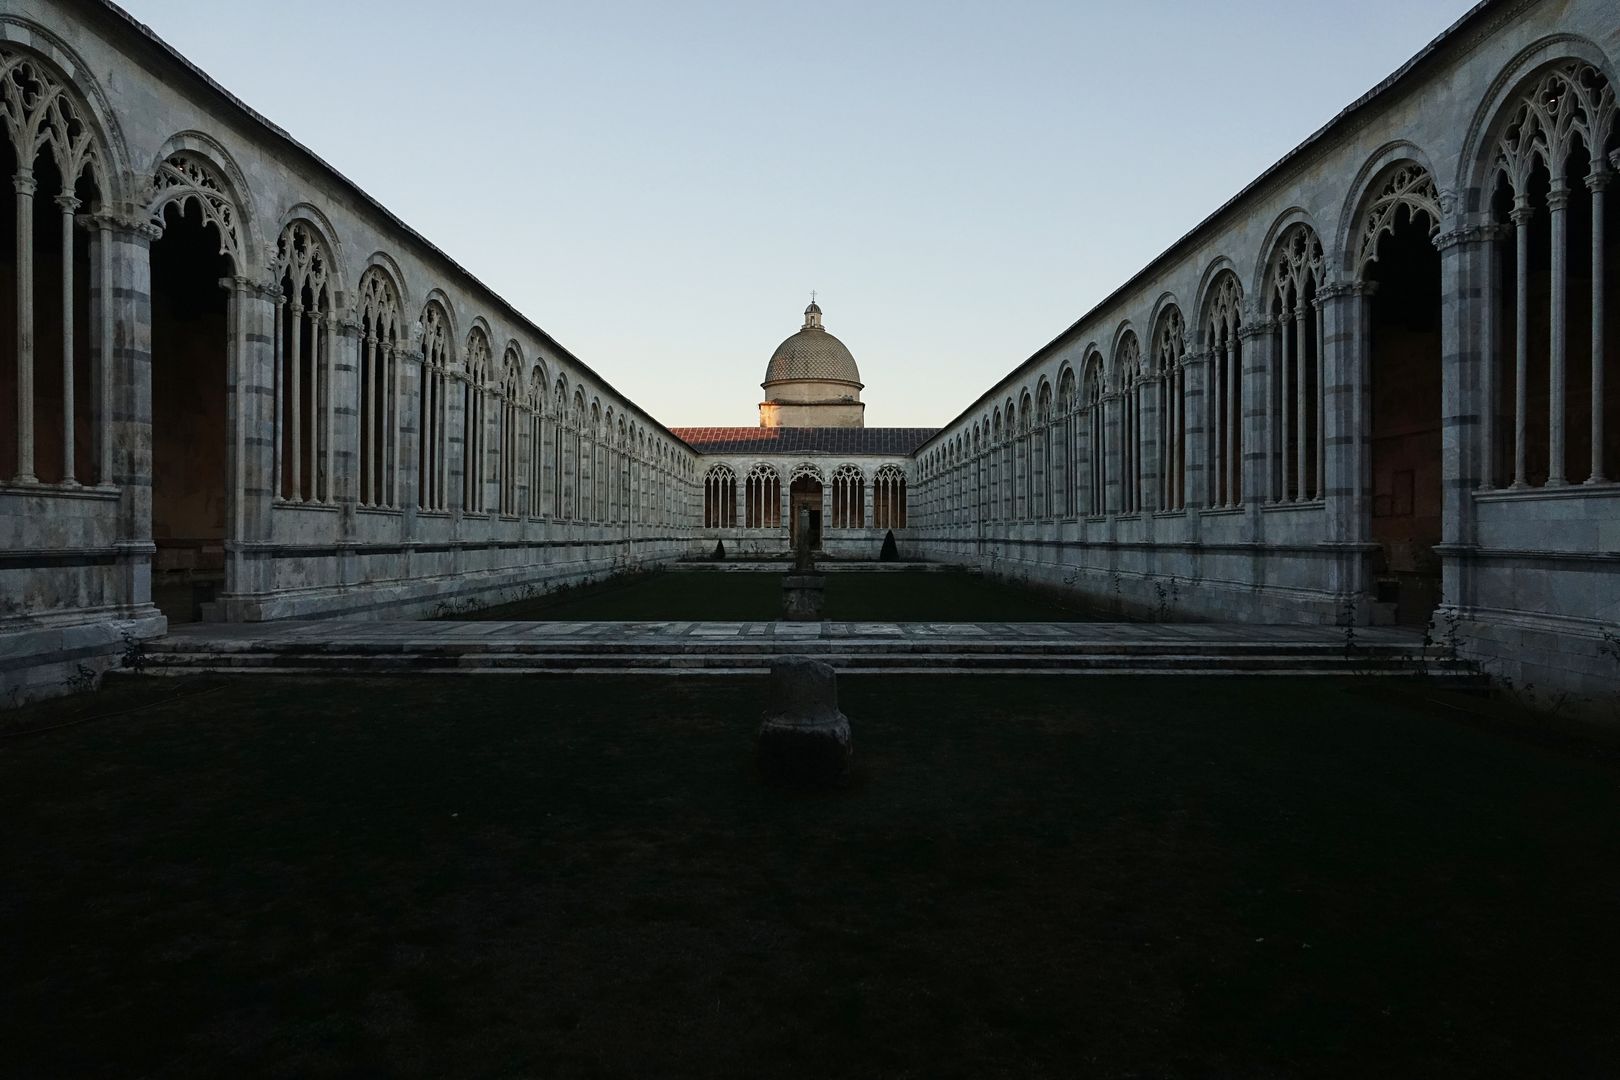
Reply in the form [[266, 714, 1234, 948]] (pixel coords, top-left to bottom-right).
[[144, 637, 1442, 659], [138, 649, 1475, 679]]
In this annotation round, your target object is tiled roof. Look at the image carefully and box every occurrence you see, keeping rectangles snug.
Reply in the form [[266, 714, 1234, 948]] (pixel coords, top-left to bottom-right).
[[669, 427, 939, 456]]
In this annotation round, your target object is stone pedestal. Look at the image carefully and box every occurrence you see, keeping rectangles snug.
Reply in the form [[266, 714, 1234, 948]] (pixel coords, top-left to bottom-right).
[[781, 573, 825, 621], [757, 658, 852, 786]]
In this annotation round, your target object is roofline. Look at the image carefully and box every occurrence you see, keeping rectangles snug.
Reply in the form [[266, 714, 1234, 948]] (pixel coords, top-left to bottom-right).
[[80, 0, 697, 456], [916, 0, 1504, 454]]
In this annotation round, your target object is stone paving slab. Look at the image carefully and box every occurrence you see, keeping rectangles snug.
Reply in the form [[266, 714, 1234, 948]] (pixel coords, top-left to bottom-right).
[[163, 620, 1429, 648]]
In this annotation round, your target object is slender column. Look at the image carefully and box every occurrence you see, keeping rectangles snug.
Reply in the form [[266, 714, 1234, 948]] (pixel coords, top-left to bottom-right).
[[1547, 183, 1569, 485], [1588, 170, 1608, 484], [1271, 319, 1284, 503], [14, 173, 38, 482], [57, 195, 81, 485], [1294, 308, 1308, 501], [1511, 201, 1532, 487], [289, 302, 303, 501]]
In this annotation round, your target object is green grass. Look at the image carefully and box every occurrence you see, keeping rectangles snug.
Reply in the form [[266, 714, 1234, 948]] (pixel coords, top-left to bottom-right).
[[3, 675, 1619, 1077], [466, 568, 1101, 622]]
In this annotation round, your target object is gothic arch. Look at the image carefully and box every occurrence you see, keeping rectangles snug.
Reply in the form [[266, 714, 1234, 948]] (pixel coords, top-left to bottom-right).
[[1108, 322, 1141, 375], [1251, 207, 1326, 300], [1457, 34, 1620, 204], [464, 319, 494, 381], [0, 18, 132, 206], [1346, 162, 1442, 281], [146, 131, 262, 270], [1191, 257, 1242, 349], [1335, 141, 1442, 276], [360, 250, 412, 313], [277, 202, 348, 303], [1144, 292, 1184, 350]]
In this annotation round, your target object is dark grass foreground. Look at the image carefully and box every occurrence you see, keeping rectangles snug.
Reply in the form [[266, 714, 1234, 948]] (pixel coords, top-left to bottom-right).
[[463, 567, 1101, 622], [3, 676, 1619, 1078]]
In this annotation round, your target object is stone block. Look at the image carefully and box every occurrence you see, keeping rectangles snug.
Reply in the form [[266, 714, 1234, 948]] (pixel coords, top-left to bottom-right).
[[757, 658, 851, 786]]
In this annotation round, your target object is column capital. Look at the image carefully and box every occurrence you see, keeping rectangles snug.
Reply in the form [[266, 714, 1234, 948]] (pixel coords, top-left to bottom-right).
[[1587, 167, 1612, 193], [1510, 196, 1535, 225], [1545, 185, 1571, 212], [1433, 223, 1501, 252], [54, 193, 81, 214], [13, 172, 37, 197], [1236, 320, 1272, 341]]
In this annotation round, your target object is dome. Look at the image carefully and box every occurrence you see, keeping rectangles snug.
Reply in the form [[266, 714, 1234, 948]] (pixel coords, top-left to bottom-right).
[[762, 301, 863, 389]]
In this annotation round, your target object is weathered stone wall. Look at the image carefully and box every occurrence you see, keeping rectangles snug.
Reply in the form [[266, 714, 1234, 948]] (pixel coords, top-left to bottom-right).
[[0, 0, 701, 703], [909, 0, 1620, 701]]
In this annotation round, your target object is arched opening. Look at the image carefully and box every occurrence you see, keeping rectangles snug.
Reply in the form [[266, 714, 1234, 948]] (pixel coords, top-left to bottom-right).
[[149, 197, 232, 622], [789, 471, 823, 550], [1, 50, 104, 487], [1367, 204, 1442, 624]]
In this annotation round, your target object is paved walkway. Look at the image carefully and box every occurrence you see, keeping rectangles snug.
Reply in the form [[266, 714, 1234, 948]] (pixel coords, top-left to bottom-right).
[[164, 620, 1427, 646], [147, 621, 1469, 679]]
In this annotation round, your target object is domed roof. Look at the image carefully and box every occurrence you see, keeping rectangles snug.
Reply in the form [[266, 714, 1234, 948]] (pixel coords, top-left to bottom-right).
[[762, 301, 862, 389]]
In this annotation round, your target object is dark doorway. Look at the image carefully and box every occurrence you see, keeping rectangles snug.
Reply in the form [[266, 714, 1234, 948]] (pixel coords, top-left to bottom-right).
[[1367, 206, 1442, 625], [149, 200, 231, 623], [789, 475, 822, 551]]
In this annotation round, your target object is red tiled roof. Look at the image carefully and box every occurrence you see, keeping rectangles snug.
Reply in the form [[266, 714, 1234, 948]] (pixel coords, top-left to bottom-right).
[[668, 427, 938, 456]]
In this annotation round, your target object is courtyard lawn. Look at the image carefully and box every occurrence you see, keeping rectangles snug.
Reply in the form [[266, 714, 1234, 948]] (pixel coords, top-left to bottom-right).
[[464, 567, 1102, 622], [3, 675, 1619, 1078]]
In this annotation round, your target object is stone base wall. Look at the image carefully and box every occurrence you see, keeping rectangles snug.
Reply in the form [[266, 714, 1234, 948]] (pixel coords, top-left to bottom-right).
[[1, 610, 167, 709]]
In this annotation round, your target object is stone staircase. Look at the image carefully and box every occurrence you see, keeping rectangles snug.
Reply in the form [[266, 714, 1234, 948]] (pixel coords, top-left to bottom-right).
[[135, 622, 1481, 681]]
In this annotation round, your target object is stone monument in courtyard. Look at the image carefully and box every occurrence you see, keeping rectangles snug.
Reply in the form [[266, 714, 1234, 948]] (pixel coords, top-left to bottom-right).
[[781, 509, 826, 621], [757, 658, 853, 786]]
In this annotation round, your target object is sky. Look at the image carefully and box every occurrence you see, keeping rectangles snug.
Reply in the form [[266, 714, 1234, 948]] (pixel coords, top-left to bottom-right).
[[120, 0, 1473, 428]]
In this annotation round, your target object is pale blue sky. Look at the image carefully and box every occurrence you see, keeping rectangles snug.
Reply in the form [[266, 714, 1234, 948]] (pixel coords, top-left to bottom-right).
[[122, 0, 1471, 427]]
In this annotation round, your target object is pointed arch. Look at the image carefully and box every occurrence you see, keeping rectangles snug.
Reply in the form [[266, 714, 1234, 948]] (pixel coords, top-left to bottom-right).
[[356, 263, 404, 507], [417, 296, 454, 511]]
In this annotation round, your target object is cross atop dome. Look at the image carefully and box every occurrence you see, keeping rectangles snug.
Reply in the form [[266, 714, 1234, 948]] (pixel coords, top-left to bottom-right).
[[804, 291, 823, 329]]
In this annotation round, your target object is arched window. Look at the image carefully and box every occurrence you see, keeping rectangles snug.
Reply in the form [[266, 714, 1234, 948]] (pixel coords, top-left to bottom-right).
[[704, 463, 737, 528], [1204, 273, 1244, 508], [990, 410, 1003, 521], [1, 47, 108, 486], [1082, 353, 1106, 516], [1016, 392, 1033, 519], [1153, 308, 1186, 511], [417, 301, 451, 511], [589, 401, 603, 522], [1057, 368, 1078, 517], [1483, 61, 1617, 486], [498, 344, 523, 515], [274, 222, 336, 504], [461, 328, 493, 513], [745, 463, 781, 527], [1268, 225, 1325, 503], [1116, 331, 1142, 514], [873, 464, 907, 529], [1035, 382, 1053, 519], [832, 463, 864, 528], [356, 267, 402, 509], [1001, 398, 1016, 520], [526, 366, 547, 517], [552, 379, 568, 518], [573, 390, 592, 521]]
